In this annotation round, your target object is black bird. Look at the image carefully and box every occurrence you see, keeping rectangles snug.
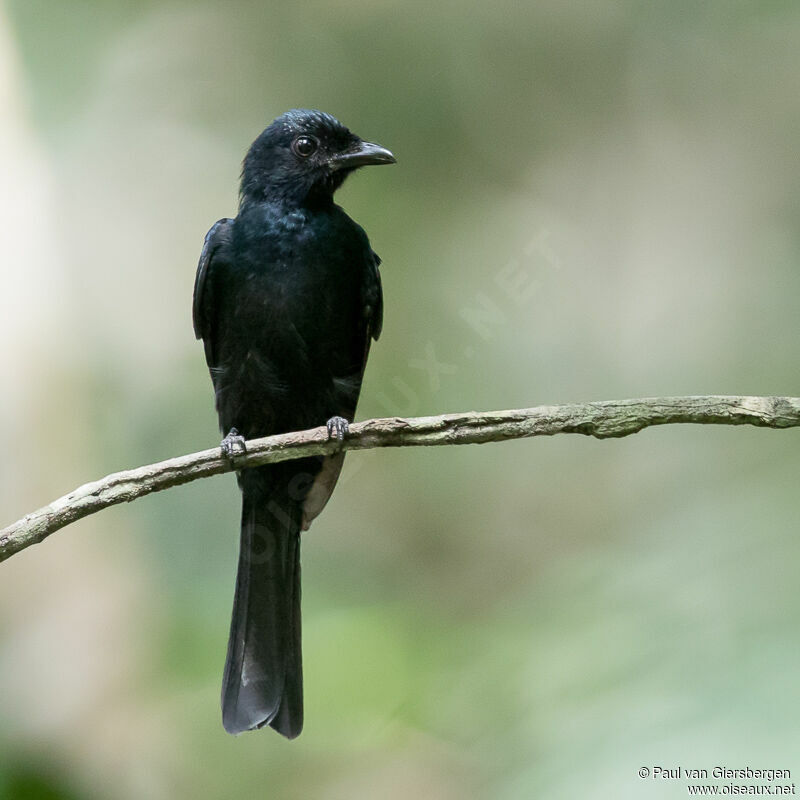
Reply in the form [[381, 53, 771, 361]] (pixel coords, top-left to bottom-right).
[[192, 109, 395, 738]]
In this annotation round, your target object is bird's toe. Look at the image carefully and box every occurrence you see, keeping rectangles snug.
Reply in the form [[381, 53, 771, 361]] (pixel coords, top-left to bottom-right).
[[221, 427, 247, 465], [325, 416, 349, 442]]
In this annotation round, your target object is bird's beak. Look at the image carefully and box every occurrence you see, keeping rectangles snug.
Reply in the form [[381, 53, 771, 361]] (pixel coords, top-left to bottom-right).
[[328, 141, 396, 171]]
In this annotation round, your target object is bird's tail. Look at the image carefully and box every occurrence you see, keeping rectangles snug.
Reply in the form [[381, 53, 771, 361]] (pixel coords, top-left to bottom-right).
[[221, 469, 303, 738]]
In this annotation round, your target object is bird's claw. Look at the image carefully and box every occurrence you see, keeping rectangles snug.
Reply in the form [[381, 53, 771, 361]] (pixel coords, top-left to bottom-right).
[[326, 416, 349, 442], [221, 427, 247, 466]]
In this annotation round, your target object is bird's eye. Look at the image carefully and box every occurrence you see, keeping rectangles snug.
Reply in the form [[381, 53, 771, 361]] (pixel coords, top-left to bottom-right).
[[292, 135, 318, 158]]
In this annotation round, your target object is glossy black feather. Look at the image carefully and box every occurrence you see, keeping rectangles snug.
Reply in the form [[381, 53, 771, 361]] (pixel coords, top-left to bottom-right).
[[194, 109, 392, 738]]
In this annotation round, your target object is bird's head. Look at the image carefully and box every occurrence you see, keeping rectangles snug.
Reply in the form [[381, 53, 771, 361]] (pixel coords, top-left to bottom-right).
[[240, 109, 395, 206]]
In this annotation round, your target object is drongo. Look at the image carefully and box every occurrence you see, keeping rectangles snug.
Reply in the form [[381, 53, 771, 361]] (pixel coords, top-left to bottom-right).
[[193, 109, 395, 737]]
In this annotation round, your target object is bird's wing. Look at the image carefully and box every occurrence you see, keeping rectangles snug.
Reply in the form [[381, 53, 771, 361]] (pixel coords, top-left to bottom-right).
[[351, 247, 383, 388], [366, 249, 384, 342], [302, 247, 384, 531], [192, 217, 234, 343]]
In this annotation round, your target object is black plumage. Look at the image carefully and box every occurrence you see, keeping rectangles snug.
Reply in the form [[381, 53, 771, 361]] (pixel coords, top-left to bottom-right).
[[193, 109, 394, 737]]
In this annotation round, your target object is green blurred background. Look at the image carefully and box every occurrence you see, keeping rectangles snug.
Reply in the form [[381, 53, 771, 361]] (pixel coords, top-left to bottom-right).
[[1, 1, 799, 798]]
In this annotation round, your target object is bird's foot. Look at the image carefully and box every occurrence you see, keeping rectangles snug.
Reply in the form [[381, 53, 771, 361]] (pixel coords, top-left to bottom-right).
[[326, 416, 350, 442], [221, 427, 247, 466]]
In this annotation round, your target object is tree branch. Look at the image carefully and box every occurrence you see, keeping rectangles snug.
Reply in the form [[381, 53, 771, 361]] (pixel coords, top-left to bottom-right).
[[2, 395, 798, 564]]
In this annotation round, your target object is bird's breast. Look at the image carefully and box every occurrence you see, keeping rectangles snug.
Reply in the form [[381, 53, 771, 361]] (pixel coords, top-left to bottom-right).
[[229, 220, 361, 358]]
